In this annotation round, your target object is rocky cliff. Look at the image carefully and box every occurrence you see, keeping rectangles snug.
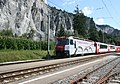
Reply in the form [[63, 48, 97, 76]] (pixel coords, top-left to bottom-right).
[[0, 0, 120, 41], [96, 25, 120, 36], [0, 0, 73, 40], [49, 7, 73, 37]]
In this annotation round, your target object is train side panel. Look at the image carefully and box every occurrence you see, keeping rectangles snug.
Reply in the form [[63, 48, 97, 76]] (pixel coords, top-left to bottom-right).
[[73, 39, 96, 55], [96, 42, 109, 53], [116, 46, 120, 52], [109, 44, 116, 52]]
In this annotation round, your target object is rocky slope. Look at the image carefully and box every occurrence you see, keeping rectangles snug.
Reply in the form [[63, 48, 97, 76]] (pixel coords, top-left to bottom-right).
[[49, 7, 73, 37], [0, 0, 120, 40], [0, 0, 73, 40], [96, 25, 120, 36]]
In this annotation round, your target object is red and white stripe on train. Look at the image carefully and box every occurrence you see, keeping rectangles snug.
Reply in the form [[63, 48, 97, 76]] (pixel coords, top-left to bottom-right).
[[116, 46, 120, 52], [55, 36, 117, 57]]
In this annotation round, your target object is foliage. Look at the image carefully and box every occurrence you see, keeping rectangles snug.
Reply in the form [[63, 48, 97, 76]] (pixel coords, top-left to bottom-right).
[[57, 25, 67, 37], [0, 29, 13, 36], [73, 6, 120, 45], [21, 29, 35, 39], [74, 30, 79, 37], [0, 36, 55, 50], [73, 5, 87, 38], [98, 30, 103, 42], [28, 29, 35, 39], [88, 18, 99, 41], [113, 37, 119, 45]]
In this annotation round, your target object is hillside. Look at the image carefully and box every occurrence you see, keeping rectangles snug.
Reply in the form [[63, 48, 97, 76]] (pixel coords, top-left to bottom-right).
[[0, 0, 73, 40], [0, 0, 120, 41], [96, 25, 120, 36]]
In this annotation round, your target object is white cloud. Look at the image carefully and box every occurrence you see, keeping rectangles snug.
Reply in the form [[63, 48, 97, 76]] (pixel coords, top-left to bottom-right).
[[82, 7, 93, 16], [68, 1, 75, 5], [95, 18, 105, 25], [62, 0, 76, 5]]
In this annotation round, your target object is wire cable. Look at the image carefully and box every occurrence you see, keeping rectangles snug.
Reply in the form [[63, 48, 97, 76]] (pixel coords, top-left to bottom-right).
[[47, 0, 64, 10], [101, 0, 120, 27], [109, 0, 120, 20]]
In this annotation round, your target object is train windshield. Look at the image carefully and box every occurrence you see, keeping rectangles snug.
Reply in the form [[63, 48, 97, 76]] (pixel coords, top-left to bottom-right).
[[57, 39, 69, 45]]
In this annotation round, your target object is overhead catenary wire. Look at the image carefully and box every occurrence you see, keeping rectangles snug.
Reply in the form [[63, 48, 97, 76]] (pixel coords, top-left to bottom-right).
[[95, 17, 113, 20], [47, 0, 64, 10], [109, 0, 120, 21], [101, 0, 120, 27], [48, 0, 120, 28]]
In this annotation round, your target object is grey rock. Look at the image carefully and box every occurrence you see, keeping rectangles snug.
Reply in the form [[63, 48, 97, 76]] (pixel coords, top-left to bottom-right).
[[96, 25, 120, 36], [0, 0, 73, 40], [1, 0, 119, 41]]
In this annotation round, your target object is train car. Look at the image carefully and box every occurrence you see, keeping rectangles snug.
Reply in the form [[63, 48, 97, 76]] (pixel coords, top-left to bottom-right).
[[95, 42, 109, 53], [55, 36, 96, 57], [108, 44, 116, 52], [116, 46, 120, 52]]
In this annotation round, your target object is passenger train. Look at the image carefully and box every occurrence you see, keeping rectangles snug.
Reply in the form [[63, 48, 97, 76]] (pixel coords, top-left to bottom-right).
[[55, 36, 118, 57]]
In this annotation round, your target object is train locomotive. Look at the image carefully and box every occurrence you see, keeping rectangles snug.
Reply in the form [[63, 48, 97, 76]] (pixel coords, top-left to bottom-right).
[[55, 36, 116, 57]]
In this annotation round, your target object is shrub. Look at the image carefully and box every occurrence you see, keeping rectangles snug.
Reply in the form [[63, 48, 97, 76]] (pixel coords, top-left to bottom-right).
[[0, 36, 55, 50]]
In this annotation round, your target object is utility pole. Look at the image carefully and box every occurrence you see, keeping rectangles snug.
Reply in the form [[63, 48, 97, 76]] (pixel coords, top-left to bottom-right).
[[47, 12, 50, 60], [103, 29, 104, 42], [42, 0, 50, 59]]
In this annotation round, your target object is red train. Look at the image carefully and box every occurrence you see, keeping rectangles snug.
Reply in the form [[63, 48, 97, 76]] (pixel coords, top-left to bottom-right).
[[116, 46, 120, 52], [55, 36, 118, 57]]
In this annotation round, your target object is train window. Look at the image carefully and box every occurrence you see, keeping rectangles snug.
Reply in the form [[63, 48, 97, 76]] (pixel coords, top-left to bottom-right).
[[70, 40, 73, 45], [110, 46, 115, 49], [100, 44, 107, 49], [57, 39, 69, 45]]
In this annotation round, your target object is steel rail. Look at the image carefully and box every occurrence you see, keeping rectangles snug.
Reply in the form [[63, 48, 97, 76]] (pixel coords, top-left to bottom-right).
[[70, 57, 119, 84], [95, 62, 120, 84], [0, 55, 106, 83]]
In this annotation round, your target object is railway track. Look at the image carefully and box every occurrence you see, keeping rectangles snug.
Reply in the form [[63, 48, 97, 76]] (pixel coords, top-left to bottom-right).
[[106, 73, 120, 84], [0, 54, 110, 83], [98, 61, 120, 84], [70, 56, 120, 84]]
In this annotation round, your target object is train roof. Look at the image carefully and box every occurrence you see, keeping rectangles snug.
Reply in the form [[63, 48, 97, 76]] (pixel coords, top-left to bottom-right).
[[56, 36, 93, 42], [56, 36, 116, 46]]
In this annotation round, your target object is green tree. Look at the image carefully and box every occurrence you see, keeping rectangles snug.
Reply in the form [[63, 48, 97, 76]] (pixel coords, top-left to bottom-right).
[[57, 25, 66, 37], [88, 18, 99, 41], [74, 30, 79, 37], [73, 5, 87, 38], [98, 30, 103, 42], [28, 29, 35, 39]]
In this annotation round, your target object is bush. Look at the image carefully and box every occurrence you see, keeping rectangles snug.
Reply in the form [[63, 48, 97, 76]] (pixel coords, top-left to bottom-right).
[[0, 36, 55, 50]]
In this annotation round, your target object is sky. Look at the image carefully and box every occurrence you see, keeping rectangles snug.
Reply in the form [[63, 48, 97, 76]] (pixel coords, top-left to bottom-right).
[[47, 0, 120, 30]]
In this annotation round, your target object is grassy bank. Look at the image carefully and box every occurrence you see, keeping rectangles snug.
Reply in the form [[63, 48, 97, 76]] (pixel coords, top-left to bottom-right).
[[0, 50, 54, 63]]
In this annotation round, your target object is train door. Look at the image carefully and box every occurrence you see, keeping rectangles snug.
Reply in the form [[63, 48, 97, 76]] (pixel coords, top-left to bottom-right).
[[69, 39, 76, 56]]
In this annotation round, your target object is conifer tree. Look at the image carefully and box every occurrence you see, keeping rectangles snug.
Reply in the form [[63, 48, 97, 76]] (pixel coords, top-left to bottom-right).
[[88, 18, 99, 41], [73, 5, 87, 38], [57, 25, 66, 37]]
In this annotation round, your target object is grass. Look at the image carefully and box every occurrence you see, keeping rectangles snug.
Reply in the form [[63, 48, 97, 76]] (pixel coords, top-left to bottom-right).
[[0, 50, 55, 63]]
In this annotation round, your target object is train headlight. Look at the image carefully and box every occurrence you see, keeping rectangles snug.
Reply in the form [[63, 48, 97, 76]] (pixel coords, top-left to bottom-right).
[[65, 46, 69, 50]]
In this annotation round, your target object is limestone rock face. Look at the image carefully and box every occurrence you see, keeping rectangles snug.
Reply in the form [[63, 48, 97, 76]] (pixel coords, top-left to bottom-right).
[[49, 7, 74, 37], [96, 25, 120, 36], [0, 0, 73, 40]]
